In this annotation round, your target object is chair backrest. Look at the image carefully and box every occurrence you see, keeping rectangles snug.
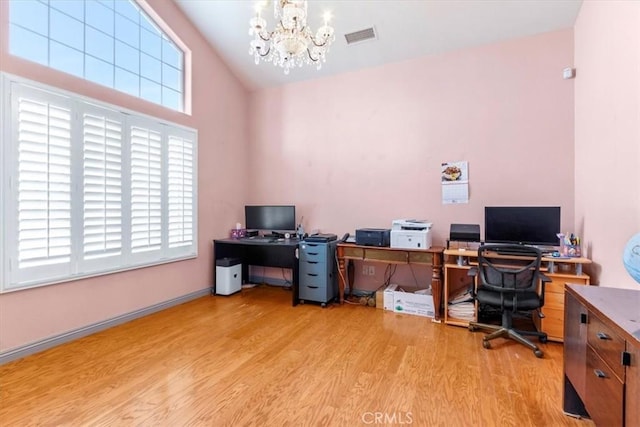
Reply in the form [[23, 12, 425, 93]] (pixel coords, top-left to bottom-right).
[[476, 244, 543, 293]]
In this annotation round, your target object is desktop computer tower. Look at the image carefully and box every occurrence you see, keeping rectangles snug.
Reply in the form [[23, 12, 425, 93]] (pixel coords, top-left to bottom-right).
[[216, 257, 242, 295]]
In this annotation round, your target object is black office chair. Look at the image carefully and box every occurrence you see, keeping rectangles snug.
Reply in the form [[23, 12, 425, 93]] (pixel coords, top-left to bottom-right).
[[468, 244, 550, 358]]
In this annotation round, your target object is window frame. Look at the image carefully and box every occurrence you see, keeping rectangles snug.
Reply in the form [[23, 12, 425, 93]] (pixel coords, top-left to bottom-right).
[[1, 72, 198, 293], [7, 0, 190, 113]]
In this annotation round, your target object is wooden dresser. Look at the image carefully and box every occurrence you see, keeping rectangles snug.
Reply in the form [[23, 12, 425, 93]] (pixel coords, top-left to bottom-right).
[[563, 285, 640, 426]]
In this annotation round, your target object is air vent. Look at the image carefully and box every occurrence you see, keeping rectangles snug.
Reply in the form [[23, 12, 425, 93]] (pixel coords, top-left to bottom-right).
[[344, 27, 377, 45]]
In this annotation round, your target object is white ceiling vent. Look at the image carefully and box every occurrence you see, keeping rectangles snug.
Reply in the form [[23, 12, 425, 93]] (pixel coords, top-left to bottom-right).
[[344, 27, 377, 45]]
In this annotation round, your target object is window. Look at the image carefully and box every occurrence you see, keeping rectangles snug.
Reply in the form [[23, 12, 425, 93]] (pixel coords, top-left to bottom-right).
[[1, 74, 197, 292], [8, 0, 186, 112]]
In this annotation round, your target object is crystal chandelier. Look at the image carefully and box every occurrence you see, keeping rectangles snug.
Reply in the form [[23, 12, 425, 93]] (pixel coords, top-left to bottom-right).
[[249, 0, 335, 75]]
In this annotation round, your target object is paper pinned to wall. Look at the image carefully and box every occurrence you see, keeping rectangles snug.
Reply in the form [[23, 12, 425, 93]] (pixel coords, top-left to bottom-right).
[[441, 161, 469, 204]]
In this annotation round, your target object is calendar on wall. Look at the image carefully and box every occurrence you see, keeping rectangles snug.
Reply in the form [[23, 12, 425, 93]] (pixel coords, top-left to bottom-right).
[[441, 161, 469, 204]]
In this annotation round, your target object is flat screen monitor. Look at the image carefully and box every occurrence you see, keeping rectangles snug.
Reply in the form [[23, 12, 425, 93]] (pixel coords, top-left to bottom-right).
[[245, 205, 296, 232], [484, 206, 561, 246]]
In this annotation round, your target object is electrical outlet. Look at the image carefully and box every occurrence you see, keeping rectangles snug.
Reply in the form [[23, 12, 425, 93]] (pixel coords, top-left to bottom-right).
[[362, 265, 369, 275], [368, 265, 375, 276]]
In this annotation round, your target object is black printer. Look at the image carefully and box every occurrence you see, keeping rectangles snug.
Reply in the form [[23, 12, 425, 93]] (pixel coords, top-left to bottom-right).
[[355, 228, 391, 247], [449, 224, 480, 242]]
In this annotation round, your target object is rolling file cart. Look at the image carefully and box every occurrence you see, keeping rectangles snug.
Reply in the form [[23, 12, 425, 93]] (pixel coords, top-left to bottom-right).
[[216, 257, 242, 295], [299, 237, 338, 307]]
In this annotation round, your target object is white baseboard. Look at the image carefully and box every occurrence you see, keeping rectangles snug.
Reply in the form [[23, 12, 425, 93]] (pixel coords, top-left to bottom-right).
[[0, 288, 211, 365]]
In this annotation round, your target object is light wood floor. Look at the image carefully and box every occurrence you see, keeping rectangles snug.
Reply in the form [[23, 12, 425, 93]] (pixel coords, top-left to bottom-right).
[[0, 286, 595, 426]]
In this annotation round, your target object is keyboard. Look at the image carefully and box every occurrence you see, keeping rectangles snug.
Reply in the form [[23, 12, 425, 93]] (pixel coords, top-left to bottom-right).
[[244, 237, 276, 242], [492, 246, 538, 256]]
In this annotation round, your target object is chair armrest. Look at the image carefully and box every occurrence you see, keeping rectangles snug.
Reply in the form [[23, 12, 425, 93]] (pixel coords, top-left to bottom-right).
[[538, 272, 551, 306], [466, 267, 478, 297]]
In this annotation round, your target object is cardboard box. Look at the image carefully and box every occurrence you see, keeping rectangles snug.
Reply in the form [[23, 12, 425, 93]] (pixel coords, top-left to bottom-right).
[[382, 284, 398, 311], [393, 288, 435, 318], [375, 288, 384, 309]]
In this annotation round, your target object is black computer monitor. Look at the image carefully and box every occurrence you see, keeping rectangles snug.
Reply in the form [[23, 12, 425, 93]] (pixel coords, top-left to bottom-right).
[[484, 206, 561, 247], [245, 205, 296, 232]]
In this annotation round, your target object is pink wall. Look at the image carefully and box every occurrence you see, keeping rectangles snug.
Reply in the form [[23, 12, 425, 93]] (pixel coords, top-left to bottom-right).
[[574, 1, 640, 289], [0, 0, 250, 352], [249, 30, 576, 290]]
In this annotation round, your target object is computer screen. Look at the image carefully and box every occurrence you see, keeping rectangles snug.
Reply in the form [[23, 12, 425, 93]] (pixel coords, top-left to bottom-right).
[[484, 206, 561, 246], [245, 205, 296, 232]]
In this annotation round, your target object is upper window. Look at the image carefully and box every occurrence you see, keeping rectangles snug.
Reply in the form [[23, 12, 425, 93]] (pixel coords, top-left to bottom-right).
[[9, 0, 185, 112]]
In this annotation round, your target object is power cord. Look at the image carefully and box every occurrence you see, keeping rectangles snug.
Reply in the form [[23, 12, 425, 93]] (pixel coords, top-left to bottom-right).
[[335, 251, 351, 297], [281, 268, 292, 290], [251, 266, 292, 290], [382, 263, 397, 288], [409, 263, 421, 288]]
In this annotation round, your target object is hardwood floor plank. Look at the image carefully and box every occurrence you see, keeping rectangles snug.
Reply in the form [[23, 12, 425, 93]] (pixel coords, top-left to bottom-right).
[[0, 286, 594, 426]]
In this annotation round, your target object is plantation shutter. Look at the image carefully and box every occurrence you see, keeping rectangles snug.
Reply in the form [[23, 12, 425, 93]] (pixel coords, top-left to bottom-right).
[[167, 131, 195, 250], [130, 124, 162, 254], [82, 108, 123, 262], [12, 87, 73, 285], [2, 75, 198, 292]]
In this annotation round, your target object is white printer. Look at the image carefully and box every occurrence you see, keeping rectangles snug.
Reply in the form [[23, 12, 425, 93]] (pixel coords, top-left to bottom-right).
[[390, 219, 433, 250]]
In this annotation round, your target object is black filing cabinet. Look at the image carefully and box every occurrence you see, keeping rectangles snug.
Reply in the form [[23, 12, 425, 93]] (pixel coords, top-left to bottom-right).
[[299, 240, 338, 306]]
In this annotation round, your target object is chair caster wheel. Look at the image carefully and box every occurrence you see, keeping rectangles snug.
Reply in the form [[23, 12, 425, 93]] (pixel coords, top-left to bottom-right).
[[534, 349, 543, 358], [482, 340, 491, 349], [539, 336, 548, 344], [321, 303, 327, 308], [468, 325, 476, 332]]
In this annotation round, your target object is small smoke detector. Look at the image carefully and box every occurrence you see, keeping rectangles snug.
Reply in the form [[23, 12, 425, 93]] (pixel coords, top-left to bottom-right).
[[344, 27, 377, 45], [562, 67, 576, 79]]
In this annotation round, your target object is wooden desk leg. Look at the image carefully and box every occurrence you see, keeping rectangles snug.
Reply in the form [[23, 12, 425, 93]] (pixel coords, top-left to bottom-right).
[[431, 252, 443, 321], [347, 260, 355, 300], [337, 254, 346, 304]]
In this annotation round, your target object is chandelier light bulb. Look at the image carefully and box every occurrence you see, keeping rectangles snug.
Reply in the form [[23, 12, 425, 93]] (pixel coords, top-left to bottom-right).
[[249, 0, 334, 74], [322, 11, 332, 25]]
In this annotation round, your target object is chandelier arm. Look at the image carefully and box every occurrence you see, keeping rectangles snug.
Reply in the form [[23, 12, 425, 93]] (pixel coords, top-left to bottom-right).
[[306, 48, 320, 63], [256, 45, 271, 58], [258, 31, 273, 42], [308, 34, 330, 48]]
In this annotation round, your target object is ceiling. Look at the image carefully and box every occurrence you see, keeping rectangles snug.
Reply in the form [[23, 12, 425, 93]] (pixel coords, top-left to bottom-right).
[[174, 0, 583, 91]]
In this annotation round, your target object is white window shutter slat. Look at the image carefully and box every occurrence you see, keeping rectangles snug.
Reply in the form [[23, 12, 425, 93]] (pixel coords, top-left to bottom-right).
[[130, 125, 162, 253], [167, 133, 194, 249], [82, 109, 123, 261], [17, 97, 72, 269]]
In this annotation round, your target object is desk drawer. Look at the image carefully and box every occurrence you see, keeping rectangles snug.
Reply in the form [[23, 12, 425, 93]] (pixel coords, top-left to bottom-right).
[[546, 276, 589, 294], [587, 314, 625, 381], [300, 260, 328, 276], [408, 251, 434, 264], [341, 246, 364, 259], [341, 246, 409, 263], [299, 243, 328, 262], [299, 269, 336, 303], [544, 291, 565, 311], [364, 249, 408, 264], [299, 281, 331, 302], [534, 307, 564, 341], [585, 346, 624, 427]]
